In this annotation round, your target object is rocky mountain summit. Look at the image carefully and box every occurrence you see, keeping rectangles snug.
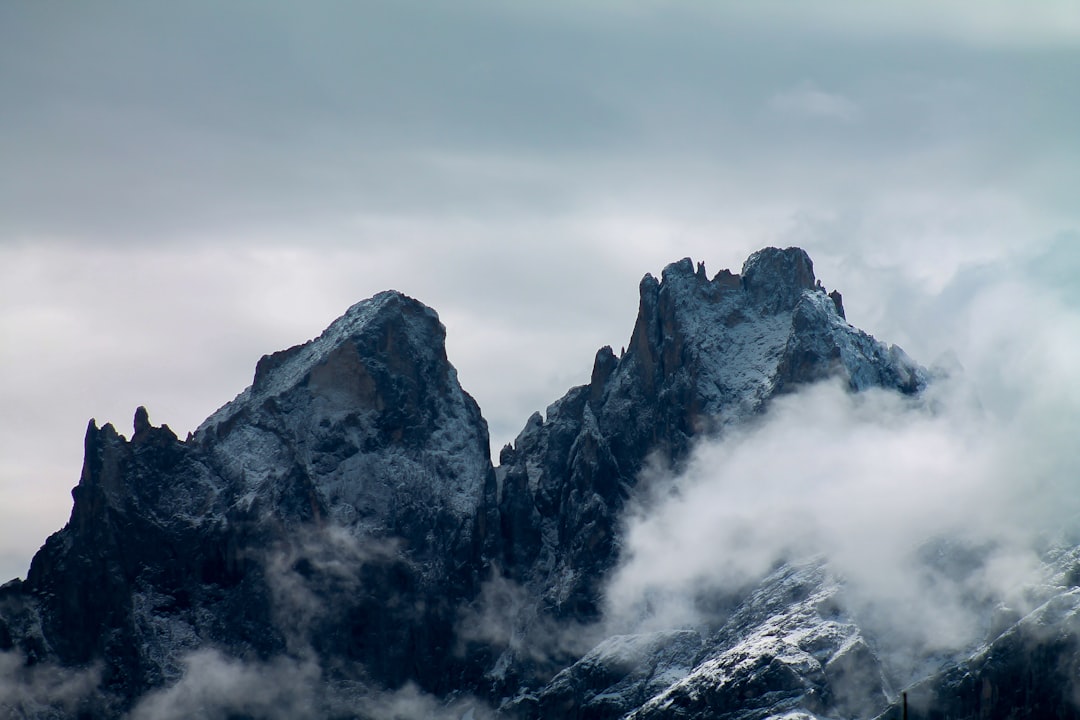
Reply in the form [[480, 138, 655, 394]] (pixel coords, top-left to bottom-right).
[[1, 247, 1072, 719]]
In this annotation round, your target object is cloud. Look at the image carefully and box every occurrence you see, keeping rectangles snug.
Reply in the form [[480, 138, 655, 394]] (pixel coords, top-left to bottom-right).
[[261, 524, 401, 653], [456, 571, 601, 679], [127, 647, 495, 720], [128, 648, 321, 720], [604, 379, 1050, 684], [3, 0, 1077, 245], [358, 683, 495, 720], [718, 1, 1080, 47], [0, 651, 102, 718], [603, 247, 1080, 683], [770, 82, 861, 122]]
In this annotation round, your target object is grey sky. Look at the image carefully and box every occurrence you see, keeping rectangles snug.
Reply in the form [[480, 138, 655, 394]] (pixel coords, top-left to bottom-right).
[[2, 2, 1079, 582]]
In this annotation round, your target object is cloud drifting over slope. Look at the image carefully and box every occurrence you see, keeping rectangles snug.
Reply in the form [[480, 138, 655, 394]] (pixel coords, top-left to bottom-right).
[[605, 252, 1080, 679]]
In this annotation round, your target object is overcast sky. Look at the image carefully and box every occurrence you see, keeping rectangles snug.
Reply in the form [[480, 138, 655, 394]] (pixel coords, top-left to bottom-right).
[[2, 1, 1079, 583]]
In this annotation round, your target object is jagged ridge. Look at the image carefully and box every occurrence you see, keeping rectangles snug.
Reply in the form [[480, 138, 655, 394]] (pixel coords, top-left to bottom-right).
[[0, 247, 949, 720]]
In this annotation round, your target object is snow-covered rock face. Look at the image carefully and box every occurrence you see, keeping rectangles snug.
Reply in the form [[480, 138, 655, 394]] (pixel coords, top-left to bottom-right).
[[740, 246, 818, 316], [614, 249, 921, 453]]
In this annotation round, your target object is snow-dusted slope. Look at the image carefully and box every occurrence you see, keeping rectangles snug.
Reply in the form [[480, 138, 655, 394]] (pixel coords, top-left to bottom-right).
[[508, 562, 894, 720], [628, 563, 890, 720], [877, 544, 1080, 720]]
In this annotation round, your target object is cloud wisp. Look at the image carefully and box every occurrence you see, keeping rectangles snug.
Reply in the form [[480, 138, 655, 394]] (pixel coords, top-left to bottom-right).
[[127, 522, 496, 720], [769, 82, 861, 123], [0, 651, 102, 718]]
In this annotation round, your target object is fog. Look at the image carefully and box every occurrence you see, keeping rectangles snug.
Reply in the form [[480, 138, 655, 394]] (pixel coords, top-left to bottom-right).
[[125, 526, 495, 720], [0, 651, 101, 718]]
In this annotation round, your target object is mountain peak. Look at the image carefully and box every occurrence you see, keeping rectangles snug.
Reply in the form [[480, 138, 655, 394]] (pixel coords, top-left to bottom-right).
[[494, 246, 926, 637], [249, 289, 438, 394], [622, 246, 899, 421], [742, 245, 819, 314], [199, 289, 450, 441], [635, 247, 825, 331]]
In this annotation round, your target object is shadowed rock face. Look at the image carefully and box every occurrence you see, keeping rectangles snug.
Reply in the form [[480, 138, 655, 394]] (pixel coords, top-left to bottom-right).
[[2, 248, 948, 719]]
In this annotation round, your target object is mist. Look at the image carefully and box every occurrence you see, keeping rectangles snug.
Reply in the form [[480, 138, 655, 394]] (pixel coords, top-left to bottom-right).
[[128, 649, 321, 720], [122, 523, 498, 720], [0, 651, 101, 718], [127, 647, 495, 720]]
